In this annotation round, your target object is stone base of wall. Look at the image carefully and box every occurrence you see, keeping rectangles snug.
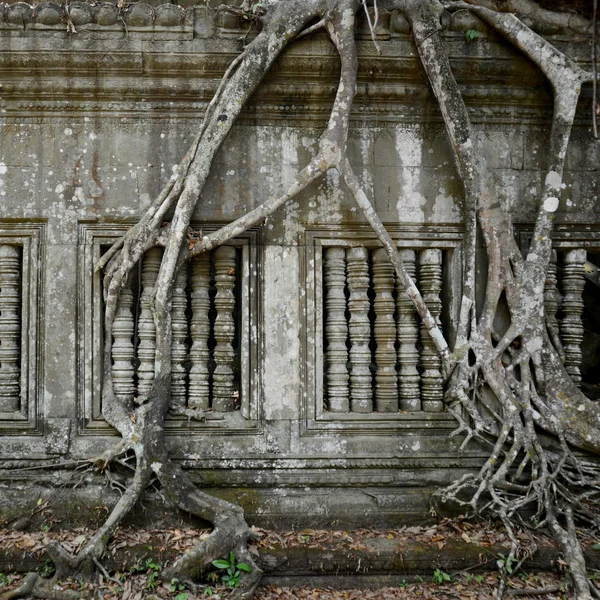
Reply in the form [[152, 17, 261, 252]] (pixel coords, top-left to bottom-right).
[[0, 473, 470, 530]]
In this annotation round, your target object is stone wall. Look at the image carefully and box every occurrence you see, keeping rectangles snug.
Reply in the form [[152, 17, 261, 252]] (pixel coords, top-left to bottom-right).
[[0, 3, 598, 527]]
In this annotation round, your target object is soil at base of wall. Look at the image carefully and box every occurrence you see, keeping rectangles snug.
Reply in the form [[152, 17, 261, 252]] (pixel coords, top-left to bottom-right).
[[0, 521, 599, 599]]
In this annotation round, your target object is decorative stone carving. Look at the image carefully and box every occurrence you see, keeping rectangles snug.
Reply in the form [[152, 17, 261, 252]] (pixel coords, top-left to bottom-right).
[[170, 267, 188, 408], [372, 248, 397, 413], [560, 249, 586, 387], [188, 254, 211, 410], [212, 246, 237, 412], [95, 3, 118, 26], [346, 247, 372, 413], [33, 3, 64, 26], [154, 3, 184, 26], [419, 249, 444, 412], [7, 3, 33, 26], [0, 245, 21, 413], [544, 249, 562, 353], [126, 3, 154, 27], [137, 247, 162, 399], [111, 283, 135, 404], [396, 249, 421, 411], [324, 247, 349, 413], [68, 2, 94, 26]]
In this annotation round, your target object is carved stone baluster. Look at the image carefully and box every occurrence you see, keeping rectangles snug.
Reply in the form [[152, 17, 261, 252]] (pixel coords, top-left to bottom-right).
[[396, 249, 420, 411], [324, 247, 349, 412], [0, 245, 21, 412], [170, 267, 188, 408], [111, 283, 135, 404], [346, 246, 372, 413], [188, 254, 211, 410], [137, 247, 162, 399], [419, 249, 444, 412], [560, 248, 586, 387], [372, 248, 397, 413], [544, 249, 563, 358], [212, 246, 237, 412]]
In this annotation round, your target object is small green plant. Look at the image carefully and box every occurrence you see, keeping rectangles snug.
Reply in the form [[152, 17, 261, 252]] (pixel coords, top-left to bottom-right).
[[0, 573, 9, 587], [145, 558, 161, 590], [497, 553, 517, 574], [414, 574, 424, 583], [465, 29, 479, 42], [170, 578, 189, 600], [171, 578, 185, 593], [211, 552, 252, 590], [129, 558, 161, 589], [432, 569, 452, 584], [399, 579, 408, 589], [465, 573, 484, 584], [36, 559, 56, 579], [40, 521, 52, 534]]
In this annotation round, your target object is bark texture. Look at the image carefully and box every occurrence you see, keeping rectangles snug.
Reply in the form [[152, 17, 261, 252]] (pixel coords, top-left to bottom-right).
[[4, 1, 600, 599]]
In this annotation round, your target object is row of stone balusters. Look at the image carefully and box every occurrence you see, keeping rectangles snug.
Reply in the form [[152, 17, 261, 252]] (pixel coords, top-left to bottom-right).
[[324, 246, 444, 414], [111, 246, 239, 412], [0, 245, 21, 413], [544, 248, 588, 387]]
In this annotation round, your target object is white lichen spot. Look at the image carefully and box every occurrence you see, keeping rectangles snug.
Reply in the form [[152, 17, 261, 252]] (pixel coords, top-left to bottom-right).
[[545, 170, 561, 189], [543, 196, 559, 212], [526, 336, 543, 353], [150, 462, 162, 473], [64, 128, 73, 136]]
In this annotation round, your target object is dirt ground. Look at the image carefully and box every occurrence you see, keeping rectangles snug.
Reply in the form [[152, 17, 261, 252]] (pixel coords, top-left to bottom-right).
[[0, 521, 595, 600]]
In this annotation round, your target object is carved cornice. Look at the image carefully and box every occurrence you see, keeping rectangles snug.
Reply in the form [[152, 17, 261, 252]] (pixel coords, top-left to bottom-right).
[[0, 4, 594, 126], [0, 2, 594, 41]]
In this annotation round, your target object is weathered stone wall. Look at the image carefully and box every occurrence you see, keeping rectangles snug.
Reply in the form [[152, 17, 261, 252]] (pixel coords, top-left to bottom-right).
[[0, 4, 598, 527]]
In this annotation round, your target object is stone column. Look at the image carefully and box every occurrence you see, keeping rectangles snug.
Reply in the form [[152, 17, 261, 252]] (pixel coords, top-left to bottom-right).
[[188, 254, 211, 410], [212, 246, 237, 412], [560, 249, 586, 387], [0, 245, 21, 412], [419, 249, 444, 412], [544, 249, 562, 351], [170, 267, 188, 408], [324, 247, 349, 413], [372, 248, 397, 413], [137, 247, 162, 399], [346, 246, 372, 413], [396, 249, 420, 411], [111, 283, 135, 404]]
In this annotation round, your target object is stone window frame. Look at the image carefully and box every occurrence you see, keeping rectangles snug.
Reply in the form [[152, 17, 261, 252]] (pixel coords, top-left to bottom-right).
[[515, 222, 600, 386], [301, 224, 463, 435], [77, 221, 262, 436], [515, 223, 600, 254], [0, 221, 45, 434]]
